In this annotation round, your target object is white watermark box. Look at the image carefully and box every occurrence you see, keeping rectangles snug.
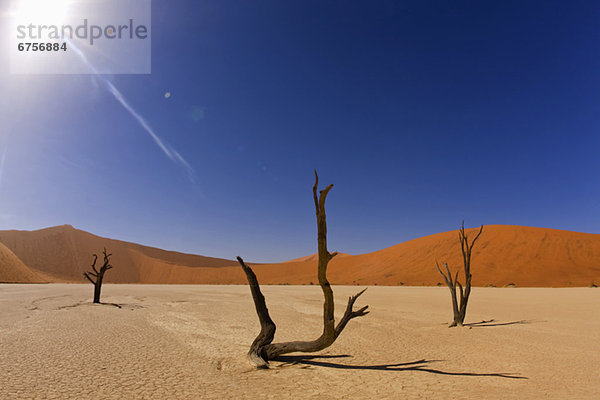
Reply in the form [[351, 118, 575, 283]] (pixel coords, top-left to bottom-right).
[[9, 0, 151, 74]]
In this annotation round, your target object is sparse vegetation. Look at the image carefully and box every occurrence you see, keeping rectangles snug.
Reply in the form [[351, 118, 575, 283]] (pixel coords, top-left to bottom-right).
[[436, 222, 483, 327], [237, 171, 369, 368], [83, 248, 113, 304]]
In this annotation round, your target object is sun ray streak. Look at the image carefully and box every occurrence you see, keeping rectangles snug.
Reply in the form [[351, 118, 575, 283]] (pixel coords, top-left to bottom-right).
[[67, 40, 195, 181]]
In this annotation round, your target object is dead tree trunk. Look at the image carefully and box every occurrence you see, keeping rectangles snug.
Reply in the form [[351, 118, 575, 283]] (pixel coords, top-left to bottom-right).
[[436, 222, 483, 327], [83, 248, 113, 304], [238, 171, 369, 368]]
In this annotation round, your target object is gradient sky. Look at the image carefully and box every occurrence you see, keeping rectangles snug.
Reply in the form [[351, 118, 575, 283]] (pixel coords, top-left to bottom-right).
[[1, 0, 599, 262]]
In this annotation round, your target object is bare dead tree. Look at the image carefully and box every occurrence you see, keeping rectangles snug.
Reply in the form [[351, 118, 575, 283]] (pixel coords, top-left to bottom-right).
[[237, 171, 369, 368], [83, 248, 113, 304], [436, 222, 483, 327]]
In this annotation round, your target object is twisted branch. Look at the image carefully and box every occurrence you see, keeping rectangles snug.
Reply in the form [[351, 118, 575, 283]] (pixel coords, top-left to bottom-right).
[[239, 171, 369, 367]]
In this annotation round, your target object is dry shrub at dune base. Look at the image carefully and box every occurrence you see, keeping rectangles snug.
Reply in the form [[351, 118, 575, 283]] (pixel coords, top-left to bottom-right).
[[436, 222, 484, 327], [83, 248, 114, 304]]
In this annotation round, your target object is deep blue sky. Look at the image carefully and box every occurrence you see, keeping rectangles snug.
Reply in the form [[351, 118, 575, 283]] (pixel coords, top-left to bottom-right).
[[1, 0, 599, 262]]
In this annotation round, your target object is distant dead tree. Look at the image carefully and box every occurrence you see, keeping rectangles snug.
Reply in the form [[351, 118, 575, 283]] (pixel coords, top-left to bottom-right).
[[237, 171, 369, 368], [436, 222, 483, 327], [83, 248, 113, 304]]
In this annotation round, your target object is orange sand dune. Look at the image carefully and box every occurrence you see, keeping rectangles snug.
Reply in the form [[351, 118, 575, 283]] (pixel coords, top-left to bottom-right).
[[0, 242, 46, 283], [0, 225, 599, 286], [0, 225, 237, 284], [286, 252, 351, 263], [247, 225, 600, 287]]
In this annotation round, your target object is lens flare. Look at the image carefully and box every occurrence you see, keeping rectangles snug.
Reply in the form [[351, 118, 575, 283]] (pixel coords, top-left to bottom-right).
[[68, 40, 195, 181], [13, 0, 71, 26]]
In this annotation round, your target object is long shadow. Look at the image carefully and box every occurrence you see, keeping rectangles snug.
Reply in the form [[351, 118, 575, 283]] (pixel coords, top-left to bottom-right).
[[464, 319, 534, 327], [101, 302, 123, 309], [274, 355, 527, 379], [57, 301, 129, 310]]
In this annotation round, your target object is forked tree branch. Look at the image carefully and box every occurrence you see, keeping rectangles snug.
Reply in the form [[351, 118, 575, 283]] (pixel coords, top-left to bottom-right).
[[437, 223, 484, 327], [84, 247, 114, 304], [238, 171, 369, 367], [83, 272, 96, 285]]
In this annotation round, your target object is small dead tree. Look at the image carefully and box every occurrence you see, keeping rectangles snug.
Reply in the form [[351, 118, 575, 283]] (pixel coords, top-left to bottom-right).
[[237, 171, 369, 368], [83, 248, 113, 304], [436, 222, 483, 327]]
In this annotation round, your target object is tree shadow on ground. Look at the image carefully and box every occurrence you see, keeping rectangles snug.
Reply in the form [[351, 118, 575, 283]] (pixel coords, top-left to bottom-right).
[[99, 302, 123, 308], [56, 302, 145, 310], [57, 301, 122, 309], [274, 355, 527, 379], [464, 319, 535, 327]]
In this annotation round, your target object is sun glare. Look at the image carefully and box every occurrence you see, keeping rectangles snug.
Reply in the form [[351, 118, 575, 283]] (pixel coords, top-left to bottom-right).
[[13, 0, 71, 26]]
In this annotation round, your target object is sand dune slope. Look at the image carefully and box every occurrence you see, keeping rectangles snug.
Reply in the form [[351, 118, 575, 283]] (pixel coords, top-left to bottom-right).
[[0, 242, 46, 283], [0, 225, 237, 283], [243, 225, 600, 287], [286, 252, 351, 263], [0, 225, 599, 287]]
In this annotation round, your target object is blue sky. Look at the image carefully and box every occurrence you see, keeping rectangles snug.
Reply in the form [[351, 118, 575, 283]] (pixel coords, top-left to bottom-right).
[[1, 0, 599, 262]]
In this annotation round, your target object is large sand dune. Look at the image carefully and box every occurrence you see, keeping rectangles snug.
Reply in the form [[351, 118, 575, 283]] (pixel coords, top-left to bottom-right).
[[0, 225, 237, 284], [0, 284, 598, 399], [286, 252, 351, 263], [0, 225, 599, 286], [0, 242, 46, 283], [254, 225, 600, 287]]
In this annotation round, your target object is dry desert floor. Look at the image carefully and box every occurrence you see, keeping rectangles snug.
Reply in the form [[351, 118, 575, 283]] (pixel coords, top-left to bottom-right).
[[1, 284, 598, 399]]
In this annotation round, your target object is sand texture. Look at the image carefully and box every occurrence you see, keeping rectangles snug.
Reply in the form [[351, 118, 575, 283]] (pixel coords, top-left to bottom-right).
[[0, 242, 46, 283], [1, 225, 599, 287], [1, 284, 598, 399]]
